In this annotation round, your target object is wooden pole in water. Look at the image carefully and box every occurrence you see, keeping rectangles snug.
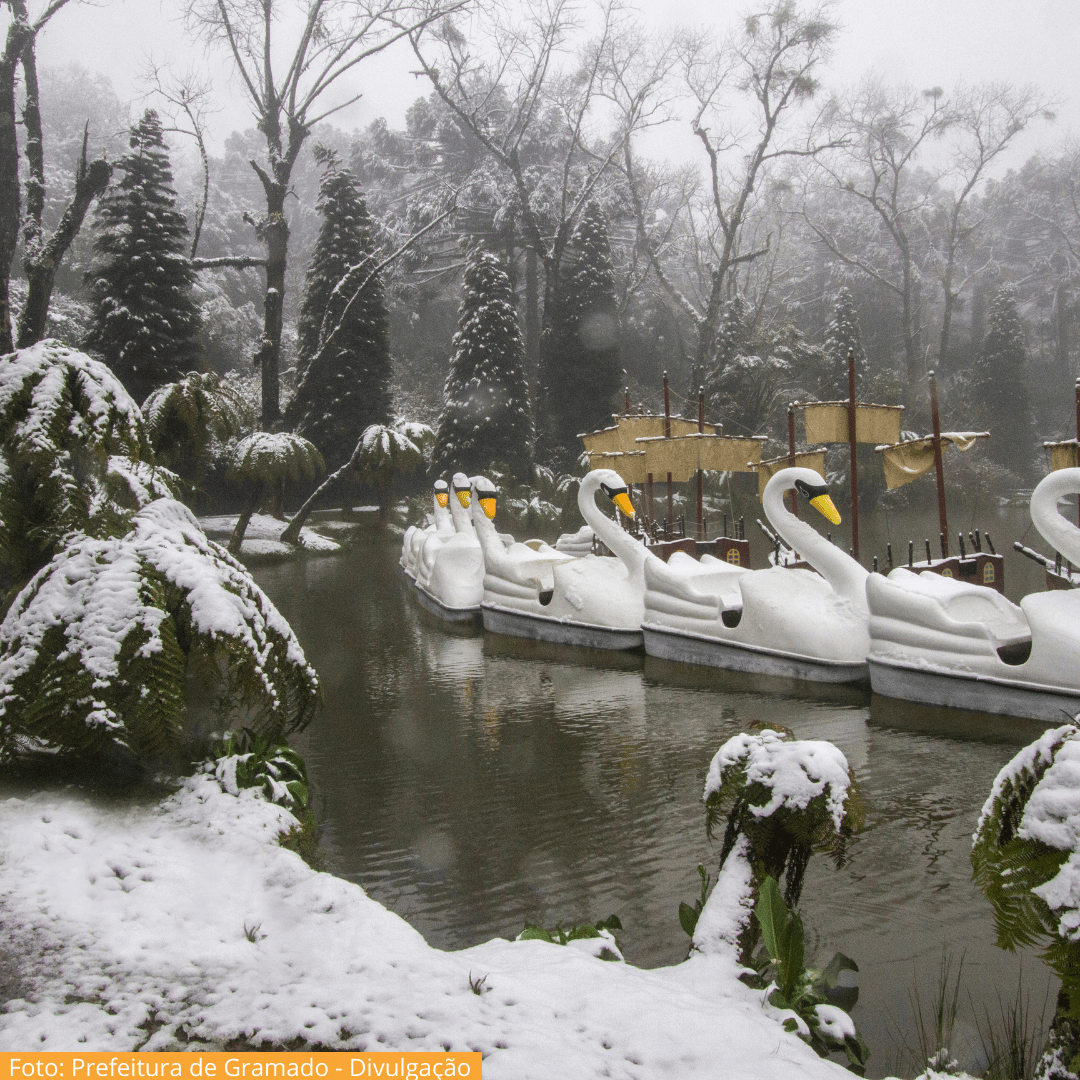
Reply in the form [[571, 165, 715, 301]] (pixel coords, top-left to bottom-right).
[[847, 349, 859, 561], [663, 371, 673, 527], [788, 405, 798, 518], [929, 370, 949, 557], [697, 386, 705, 539], [1075, 378, 1079, 526]]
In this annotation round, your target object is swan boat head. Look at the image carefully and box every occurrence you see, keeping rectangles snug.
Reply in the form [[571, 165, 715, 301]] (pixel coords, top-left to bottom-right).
[[585, 468, 636, 519], [433, 479, 449, 509], [452, 472, 472, 509], [791, 473, 842, 526], [471, 475, 499, 520]]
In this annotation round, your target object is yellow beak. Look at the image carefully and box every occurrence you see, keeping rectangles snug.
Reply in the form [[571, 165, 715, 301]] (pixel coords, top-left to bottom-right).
[[810, 493, 841, 525], [480, 497, 497, 520], [436, 493, 449, 508], [614, 492, 636, 518], [456, 490, 471, 508]]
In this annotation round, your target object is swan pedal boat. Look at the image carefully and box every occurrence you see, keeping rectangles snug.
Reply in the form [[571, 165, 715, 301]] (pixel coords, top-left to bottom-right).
[[641, 468, 871, 683], [474, 471, 647, 650], [400, 479, 452, 582], [411, 473, 485, 623], [866, 468, 1080, 722]]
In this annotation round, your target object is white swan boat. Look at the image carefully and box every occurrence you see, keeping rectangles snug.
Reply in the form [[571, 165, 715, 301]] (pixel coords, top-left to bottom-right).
[[866, 467, 1080, 722], [401, 479, 452, 580], [641, 468, 871, 682], [412, 472, 486, 622], [475, 471, 647, 650]]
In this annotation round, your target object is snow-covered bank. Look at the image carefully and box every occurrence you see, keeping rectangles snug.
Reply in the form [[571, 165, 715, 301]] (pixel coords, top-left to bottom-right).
[[199, 514, 343, 560], [0, 777, 854, 1076]]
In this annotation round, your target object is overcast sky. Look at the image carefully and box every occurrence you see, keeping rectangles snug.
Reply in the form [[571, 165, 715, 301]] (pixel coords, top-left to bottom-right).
[[30, 0, 1080, 171]]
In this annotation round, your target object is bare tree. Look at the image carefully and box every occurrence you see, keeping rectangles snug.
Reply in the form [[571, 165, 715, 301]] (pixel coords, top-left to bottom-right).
[[1, 0, 111, 353], [183, 0, 463, 430], [623, 1, 838, 380], [408, 0, 642, 393], [929, 82, 1053, 368], [804, 77, 952, 392]]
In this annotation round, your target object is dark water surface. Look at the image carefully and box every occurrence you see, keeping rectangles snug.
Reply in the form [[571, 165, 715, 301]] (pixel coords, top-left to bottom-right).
[[258, 515, 1060, 1078]]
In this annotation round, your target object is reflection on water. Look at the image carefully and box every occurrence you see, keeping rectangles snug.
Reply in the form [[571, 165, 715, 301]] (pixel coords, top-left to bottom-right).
[[256, 536, 1057, 1078]]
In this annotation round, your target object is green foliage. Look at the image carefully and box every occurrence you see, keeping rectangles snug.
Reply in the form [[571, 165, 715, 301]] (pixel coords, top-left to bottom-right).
[[84, 109, 202, 404], [747, 876, 869, 1073], [432, 249, 533, 482], [205, 728, 309, 812], [0, 500, 320, 766], [0, 340, 149, 603], [517, 915, 623, 961], [679, 864, 712, 938]]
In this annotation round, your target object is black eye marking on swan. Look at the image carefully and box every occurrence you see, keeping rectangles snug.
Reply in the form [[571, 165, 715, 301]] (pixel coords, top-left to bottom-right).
[[794, 479, 828, 500], [600, 483, 628, 500]]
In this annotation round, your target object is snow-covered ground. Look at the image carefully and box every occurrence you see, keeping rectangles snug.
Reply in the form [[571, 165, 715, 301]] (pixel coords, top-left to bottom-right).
[[0, 776, 860, 1076], [199, 514, 342, 558]]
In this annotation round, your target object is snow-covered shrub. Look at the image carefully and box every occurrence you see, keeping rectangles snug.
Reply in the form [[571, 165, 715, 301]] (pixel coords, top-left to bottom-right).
[[0, 499, 319, 764], [516, 915, 624, 962], [0, 340, 149, 598], [702, 727, 864, 964], [972, 723, 1080, 1077], [204, 728, 309, 812]]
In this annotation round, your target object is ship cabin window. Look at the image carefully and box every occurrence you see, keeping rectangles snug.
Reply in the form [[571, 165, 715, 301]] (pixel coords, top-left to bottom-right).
[[983, 563, 995, 584], [726, 549, 741, 565]]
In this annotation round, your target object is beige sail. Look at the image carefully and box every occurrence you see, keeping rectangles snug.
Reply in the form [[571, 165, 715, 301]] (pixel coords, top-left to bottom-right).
[[803, 402, 903, 445], [637, 433, 763, 482], [580, 414, 716, 456], [586, 450, 648, 485], [878, 432, 986, 489], [1045, 439, 1080, 472], [753, 450, 828, 497]]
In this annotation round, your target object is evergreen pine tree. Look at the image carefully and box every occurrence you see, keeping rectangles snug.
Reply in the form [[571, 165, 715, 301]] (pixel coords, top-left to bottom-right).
[[976, 284, 1035, 477], [703, 295, 752, 407], [541, 203, 621, 459], [433, 250, 533, 480], [285, 148, 392, 471], [822, 287, 867, 395], [84, 109, 201, 405]]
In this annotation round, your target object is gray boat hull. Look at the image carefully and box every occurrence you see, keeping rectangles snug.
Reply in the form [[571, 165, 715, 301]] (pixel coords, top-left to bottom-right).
[[869, 658, 1080, 724], [642, 624, 868, 684], [482, 604, 644, 651], [412, 582, 481, 624]]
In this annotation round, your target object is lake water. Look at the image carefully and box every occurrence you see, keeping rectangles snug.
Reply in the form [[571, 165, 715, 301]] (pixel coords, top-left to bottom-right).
[[261, 499, 1063, 1078]]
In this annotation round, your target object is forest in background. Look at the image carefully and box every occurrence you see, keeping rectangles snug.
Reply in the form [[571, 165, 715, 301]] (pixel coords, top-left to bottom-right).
[[2, 0, 1077, 508]]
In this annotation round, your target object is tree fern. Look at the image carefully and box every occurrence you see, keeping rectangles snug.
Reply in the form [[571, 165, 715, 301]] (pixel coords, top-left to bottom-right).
[[0, 499, 320, 764], [0, 340, 148, 601]]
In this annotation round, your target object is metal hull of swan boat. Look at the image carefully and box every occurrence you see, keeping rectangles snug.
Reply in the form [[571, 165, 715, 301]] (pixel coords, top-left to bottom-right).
[[410, 580, 481, 624], [482, 604, 644, 651], [642, 623, 869, 684], [869, 658, 1080, 724]]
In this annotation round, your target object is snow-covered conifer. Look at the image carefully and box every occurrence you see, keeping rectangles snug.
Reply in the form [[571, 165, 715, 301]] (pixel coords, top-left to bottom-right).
[[433, 250, 533, 480], [542, 203, 621, 459], [976, 284, 1035, 477], [285, 148, 392, 471], [83, 110, 201, 404], [822, 287, 866, 394]]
